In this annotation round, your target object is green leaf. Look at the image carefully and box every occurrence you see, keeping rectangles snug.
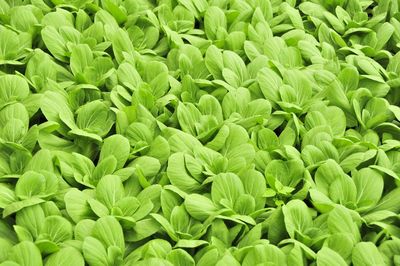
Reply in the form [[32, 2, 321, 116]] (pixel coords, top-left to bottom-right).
[[166, 249, 195, 266], [325, 233, 354, 261], [45, 247, 84, 266], [96, 175, 124, 210], [354, 168, 383, 210], [150, 213, 178, 241], [82, 236, 109, 266], [41, 26, 68, 62], [167, 153, 202, 193], [92, 216, 125, 251], [9, 241, 43, 266], [15, 204, 45, 239], [352, 242, 385, 266], [0, 75, 29, 103], [74, 219, 96, 241], [282, 200, 313, 238], [204, 6, 226, 40], [15, 170, 58, 200], [211, 173, 245, 208], [222, 51, 248, 85], [184, 194, 217, 221], [76, 100, 115, 137], [111, 28, 134, 64], [3, 198, 45, 218], [372, 187, 400, 213], [242, 244, 287, 266], [40, 91, 74, 132], [205, 45, 223, 80], [175, 239, 208, 248], [314, 159, 344, 195], [328, 205, 360, 243], [99, 135, 130, 169], [70, 44, 93, 78], [92, 156, 117, 184], [64, 188, 95, 223], [0, 187, 14, 208], [266, 159, 304, 188], [38, 216, 73, 243], [375, 22, 394, 51], [317, 247, 347, 266]]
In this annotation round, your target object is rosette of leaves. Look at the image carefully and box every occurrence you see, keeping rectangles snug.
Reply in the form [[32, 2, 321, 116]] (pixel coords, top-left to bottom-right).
[[0, 163, 59, 218], [0, 241, 43, 266], [7, 4, 43, 36], [157, 0, 208, 49], [300, 0, 396, 59], [65, 183, 161, 244], [206, 171, 266, 225], [55, 134, 131, 187], [300, 116, 382, 174], [176, 94, 223, 142], [0, 25, 32, 65], [40, 90, 115, 149], [257, 67, 315, 115], [195, 224, 289, 266], [344, 55, 390, 98], [168, 44, 210, 81], [11, 203, 76, 256], [124, 239, 196, 266], [68, 44, 114, 87], [64, 174, 155, 235], [263, 158, 309, 206], [125, 9, 163, 54], [0, 75, 39, 153], [22, 50, 71, 93], [113, 59, 173, 121], [315, 205, 363, 264], [173, 169, 266, 227], [79, 216, 125, 266], [115, 116, 170, 164], [195, 246, 241, 266], [309, 159, 388, 215], [152, 189, 210, 249], [40, 8, 114, 63], [0, 148, 59, 212], [244, 28, 305, 70], [353, 95, 398, 136], [221, 87, 272, 130], [166, 124, 255, 193], [251, 126, 297, 173], [265, 201, 362, 264], [201, 216, 293, 264], [205, 45, 252, 89], [203, 5, 228, 44]]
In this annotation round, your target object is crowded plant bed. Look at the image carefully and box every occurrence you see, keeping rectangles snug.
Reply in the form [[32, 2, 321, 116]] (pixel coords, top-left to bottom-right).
[[0, 0, 400, 265]]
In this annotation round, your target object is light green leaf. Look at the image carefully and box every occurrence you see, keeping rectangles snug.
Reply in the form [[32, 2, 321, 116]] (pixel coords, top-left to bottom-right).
[[211, 173, 245, 208], [317, 247, 347, 266], [92, 216, 125, 251], [45, 247, 84, 266], [184, 194, 217, 221], [352, 242, 385, 266], [96, 175, 125, 210], [82, 236, 109, 266], [9, 241, 43, 266], [167, 153, 201, 193], [38, 216, 73, 243], [282, 200, 313, 238]]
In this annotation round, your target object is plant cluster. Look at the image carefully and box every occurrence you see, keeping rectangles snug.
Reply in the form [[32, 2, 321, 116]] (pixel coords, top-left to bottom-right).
[[1, 0, 400, 265]]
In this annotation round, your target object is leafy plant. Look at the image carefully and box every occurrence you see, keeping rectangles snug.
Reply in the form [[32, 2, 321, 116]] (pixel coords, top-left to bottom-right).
[[0, 0, 399, 265]]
